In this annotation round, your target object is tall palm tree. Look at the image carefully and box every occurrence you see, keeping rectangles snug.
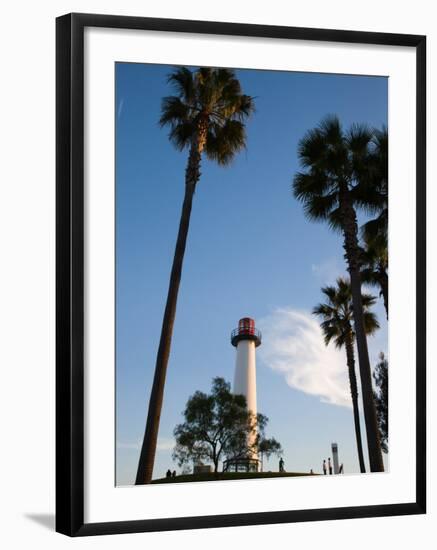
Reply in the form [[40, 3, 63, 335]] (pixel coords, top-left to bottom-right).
[[359, 127, 388, 318], [135, 67, 254, 484], [360, 232, 388, 318], [313, 277, 380, 473], [293, 115, 384, 471]]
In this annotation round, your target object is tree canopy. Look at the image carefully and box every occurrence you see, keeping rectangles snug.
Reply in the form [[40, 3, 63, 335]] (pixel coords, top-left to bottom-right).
[[173, 377, 281, 473], [373, 352, 389, 453], [160, 66, 255, 165], [313, 277, 380, 349]]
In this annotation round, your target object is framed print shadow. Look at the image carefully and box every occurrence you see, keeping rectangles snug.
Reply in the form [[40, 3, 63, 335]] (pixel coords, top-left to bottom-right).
[[56, 12, 426, 536]]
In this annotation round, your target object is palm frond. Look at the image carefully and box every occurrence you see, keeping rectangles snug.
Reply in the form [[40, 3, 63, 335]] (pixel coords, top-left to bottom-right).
[[361, 212, 388, 243], [363, 310, 380, 334], [326, 206, 345, 232], [360, 266, 380, 287], [167, 67, 195, 104], [168, 121, 195, 151], [297, 128, 327, 168], [347, 123, 373, 154], [361, 292, 377, 308], [306, 193, 339, 223], [159, 96, 191, 127], [205, 119, 246, 165], [313, 276, 379, 351], [160, 66, 253, 160], [318, 115, 343, 145], [372, 127, 388, 163]]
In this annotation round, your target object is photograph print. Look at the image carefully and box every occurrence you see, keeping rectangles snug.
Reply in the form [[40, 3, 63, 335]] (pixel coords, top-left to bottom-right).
[[115, 62, 388, 487]]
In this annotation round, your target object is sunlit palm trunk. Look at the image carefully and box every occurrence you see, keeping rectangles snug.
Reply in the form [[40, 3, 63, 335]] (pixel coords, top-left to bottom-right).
[[344, 328, 366, 473], [135, 134, 205, 485], [340, 187, 384, 473]]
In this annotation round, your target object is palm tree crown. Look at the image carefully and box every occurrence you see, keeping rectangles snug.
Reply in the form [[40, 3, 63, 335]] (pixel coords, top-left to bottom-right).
[[160, 67, 254, 165], [293, 115, 377, 229], [313, 277, 379, 348]]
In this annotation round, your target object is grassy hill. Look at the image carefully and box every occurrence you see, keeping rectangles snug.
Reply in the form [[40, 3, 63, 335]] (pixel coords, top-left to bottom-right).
[[152, 471, 316, 484]]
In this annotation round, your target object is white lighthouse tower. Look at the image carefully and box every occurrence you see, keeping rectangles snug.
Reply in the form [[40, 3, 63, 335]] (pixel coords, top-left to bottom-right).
[[227, 317, 261, 472]]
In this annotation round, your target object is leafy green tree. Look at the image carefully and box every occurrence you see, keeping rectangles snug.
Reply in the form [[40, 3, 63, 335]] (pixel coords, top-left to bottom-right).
[[313, 277, 379, 473], [136, 68, 254, 484], [258, 437, 283, 472], [373, 352, 388, 453], [293, 115, 384, 471], [173, 378, 281, 473]]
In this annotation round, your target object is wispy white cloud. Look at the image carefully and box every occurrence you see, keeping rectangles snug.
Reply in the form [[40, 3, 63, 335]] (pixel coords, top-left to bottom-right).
[[117, 437, 175, 452], [117, 439, 140, 450], [156, 437, 175, 451], [311, 257, 345, 285], [258, 307, 352, 408], [117, 97, 124, 120]]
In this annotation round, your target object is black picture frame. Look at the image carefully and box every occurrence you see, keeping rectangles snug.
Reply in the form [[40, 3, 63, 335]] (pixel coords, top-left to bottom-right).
[[56, 12, 426, 537]]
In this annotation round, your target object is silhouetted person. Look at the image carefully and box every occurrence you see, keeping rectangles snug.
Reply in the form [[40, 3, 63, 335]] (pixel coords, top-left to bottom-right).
[[172, 470, 176, 478], [310, 469, 314, 475], [279, 457, 285, 472], [339, 463, 344, 474], [166, 469, 172, 478], [323, 460, 327, 475], [328, 457, 333, 475]]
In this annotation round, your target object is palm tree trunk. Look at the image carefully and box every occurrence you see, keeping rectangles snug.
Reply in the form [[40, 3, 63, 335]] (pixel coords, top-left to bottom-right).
[[135, 142, 202, 485], [344, 328, 366, 473], [340, 189, 384, 472]]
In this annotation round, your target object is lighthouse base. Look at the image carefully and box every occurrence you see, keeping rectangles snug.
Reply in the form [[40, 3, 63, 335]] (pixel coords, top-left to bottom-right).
[[223, 457, 259, 473]]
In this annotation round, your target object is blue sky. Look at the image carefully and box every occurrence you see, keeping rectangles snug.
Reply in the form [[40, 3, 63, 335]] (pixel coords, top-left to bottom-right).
[[115, 63, 388, 485]]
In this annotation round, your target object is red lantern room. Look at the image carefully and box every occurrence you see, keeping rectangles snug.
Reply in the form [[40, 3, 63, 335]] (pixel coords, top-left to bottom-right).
[[231, 317, 262, 347], [238, 317, 255, 335]]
